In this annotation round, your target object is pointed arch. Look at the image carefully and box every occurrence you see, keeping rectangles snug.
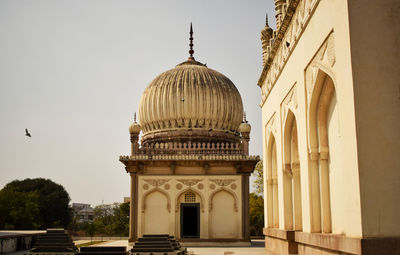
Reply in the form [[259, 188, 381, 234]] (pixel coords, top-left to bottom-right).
[[209, 187, 238, 212], [175, 187, 205, 213], [308, 68, 336, 234], [282, 109, 302, 231], [266, 131, 279, 228], [308, 67, 337, 150], [142, 187, 171, 213], [209, 188, 239, 239]]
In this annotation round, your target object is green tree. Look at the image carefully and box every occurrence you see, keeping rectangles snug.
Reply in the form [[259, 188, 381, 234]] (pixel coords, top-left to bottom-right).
[[112, 202, 129, 236], [249, 192, 264, 236], [0, 178, 72, 229], [253, 160, 263, 195], [85, 222, 97, 243], [0, 187, 40, 229], [91, 202, 129, 236]]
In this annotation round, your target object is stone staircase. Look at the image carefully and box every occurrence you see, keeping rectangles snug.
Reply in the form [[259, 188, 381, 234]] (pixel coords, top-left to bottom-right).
[[131, 235, 186, 255], [30, 229, 77, 254]]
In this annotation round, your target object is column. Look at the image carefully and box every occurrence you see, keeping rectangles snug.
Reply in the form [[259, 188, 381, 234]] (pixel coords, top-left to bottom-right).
[[272, 177, 279, 228], [309, 148, 321, 232], [319, 148, 331, 233], [242, 174, 250, 240], [129, 172, 137, 242], [292, 162, 302, 231]]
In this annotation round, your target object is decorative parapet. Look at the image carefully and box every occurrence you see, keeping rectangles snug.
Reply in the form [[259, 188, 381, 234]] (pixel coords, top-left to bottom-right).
[[136, 141, 243, 156], [258, 0, 321, 107], [119, 154, 260, 162]]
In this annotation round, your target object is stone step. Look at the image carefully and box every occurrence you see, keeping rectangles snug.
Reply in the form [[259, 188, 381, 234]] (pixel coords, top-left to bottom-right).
[[80, 246, 126, 252], [131, 247, 175, 252], [79, 253, 127, 255]]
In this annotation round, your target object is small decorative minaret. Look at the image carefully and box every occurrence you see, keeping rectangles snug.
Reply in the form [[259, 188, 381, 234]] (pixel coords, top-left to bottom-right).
[[261, 13, 273, 65], [129, 113, 141, 155], [239, 112, 251, 155], [274, 0, 285, 29]]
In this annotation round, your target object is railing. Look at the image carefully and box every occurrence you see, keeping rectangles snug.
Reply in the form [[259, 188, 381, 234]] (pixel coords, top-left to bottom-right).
[[120, 154, 260, 161], [137, 141, 243, 156]]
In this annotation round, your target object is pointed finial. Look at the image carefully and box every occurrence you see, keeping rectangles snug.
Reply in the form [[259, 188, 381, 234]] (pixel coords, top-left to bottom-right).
[[134, 112, 137, 123], [266, 13, 269, 26], [243, 112, 248, 123], [189, 23, 194, 59]]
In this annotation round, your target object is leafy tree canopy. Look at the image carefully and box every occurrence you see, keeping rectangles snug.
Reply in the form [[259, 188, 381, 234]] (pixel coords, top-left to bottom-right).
[[249, 192, 264, 236], [0, 178, 72, 230], [91, 203, 129, 237], [253, 160, 263, 195]]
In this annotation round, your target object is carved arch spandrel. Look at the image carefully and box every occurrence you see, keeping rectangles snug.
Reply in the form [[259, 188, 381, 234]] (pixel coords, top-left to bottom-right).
[[281, 84, 299, 129], [305, 32, 337, 106], [141, 188, 171, 213], [143, 179, 170, 187], [209, 188, 238, 212], [266, 113, 277, 141], [175, 187, 205, 213]]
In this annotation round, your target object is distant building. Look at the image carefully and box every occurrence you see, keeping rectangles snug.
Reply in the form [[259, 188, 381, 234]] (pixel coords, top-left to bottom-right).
[[120, 26, 259, 244], [123, 197, 130, 203], [258, 0, 400, 254], [71, 203, 94, 223]]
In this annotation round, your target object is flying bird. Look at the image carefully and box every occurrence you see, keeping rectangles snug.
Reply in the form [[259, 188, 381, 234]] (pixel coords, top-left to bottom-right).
[[25, 129, 31, 137]]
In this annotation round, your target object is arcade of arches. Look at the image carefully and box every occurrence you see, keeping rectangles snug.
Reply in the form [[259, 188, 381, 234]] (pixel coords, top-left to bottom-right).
[[259, 0, 400, 254]]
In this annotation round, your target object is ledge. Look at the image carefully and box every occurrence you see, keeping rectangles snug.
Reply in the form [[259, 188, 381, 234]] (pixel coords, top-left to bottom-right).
[[295, 232, 360, 254], [264, 230, 400, 255], [263, 228, 295, 241]]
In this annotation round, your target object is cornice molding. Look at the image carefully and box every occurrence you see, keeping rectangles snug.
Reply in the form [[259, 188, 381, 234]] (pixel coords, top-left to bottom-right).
[[258, 0, 321, 107]]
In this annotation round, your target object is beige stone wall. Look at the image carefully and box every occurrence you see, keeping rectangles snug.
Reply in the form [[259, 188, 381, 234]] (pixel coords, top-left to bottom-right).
[[261, 0, 400, 242], [136, 175, 243, 239], [261, 0, 363, 237], [347, 0, 400, 238]]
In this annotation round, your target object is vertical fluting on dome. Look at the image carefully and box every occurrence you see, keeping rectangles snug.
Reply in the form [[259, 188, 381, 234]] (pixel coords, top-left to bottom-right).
[[137, 24, 244, 144], [138, 64, 244, 144]]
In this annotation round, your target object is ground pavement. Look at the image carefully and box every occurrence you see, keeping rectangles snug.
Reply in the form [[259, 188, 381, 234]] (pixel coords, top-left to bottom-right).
[[91, 239, 265, 255], [8, 239, 265, 255]]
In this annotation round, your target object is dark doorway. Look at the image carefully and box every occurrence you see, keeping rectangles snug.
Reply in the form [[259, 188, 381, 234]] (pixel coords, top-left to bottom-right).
[[180, 203, 200, 238]]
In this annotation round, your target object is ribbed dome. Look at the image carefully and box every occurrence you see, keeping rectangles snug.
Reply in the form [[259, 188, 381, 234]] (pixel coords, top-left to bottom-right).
[[138, 59, 244, 144]]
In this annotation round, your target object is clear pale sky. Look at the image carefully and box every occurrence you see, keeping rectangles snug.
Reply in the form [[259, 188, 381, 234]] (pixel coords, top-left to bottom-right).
[[0, 0, 276, 206]]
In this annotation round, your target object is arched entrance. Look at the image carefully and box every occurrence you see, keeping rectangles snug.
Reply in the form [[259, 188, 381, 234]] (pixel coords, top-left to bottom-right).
[[180, 191, 200, 238]]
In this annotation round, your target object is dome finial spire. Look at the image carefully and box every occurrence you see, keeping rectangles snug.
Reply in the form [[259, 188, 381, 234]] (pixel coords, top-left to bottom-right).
[[189, 23, 194, 60], [134, 112, 137, 123], [265, 13, 269, 26]]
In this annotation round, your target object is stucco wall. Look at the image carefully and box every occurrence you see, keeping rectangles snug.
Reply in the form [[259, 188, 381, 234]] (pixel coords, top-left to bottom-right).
[[348, 0, 400, 238], [261, 0, 363, 237], [137, 175, 243, 239]]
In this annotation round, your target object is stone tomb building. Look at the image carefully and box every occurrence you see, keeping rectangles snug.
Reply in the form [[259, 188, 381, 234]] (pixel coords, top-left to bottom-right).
[[120, 30, 258, 244], [259, 0, 400, 254]]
